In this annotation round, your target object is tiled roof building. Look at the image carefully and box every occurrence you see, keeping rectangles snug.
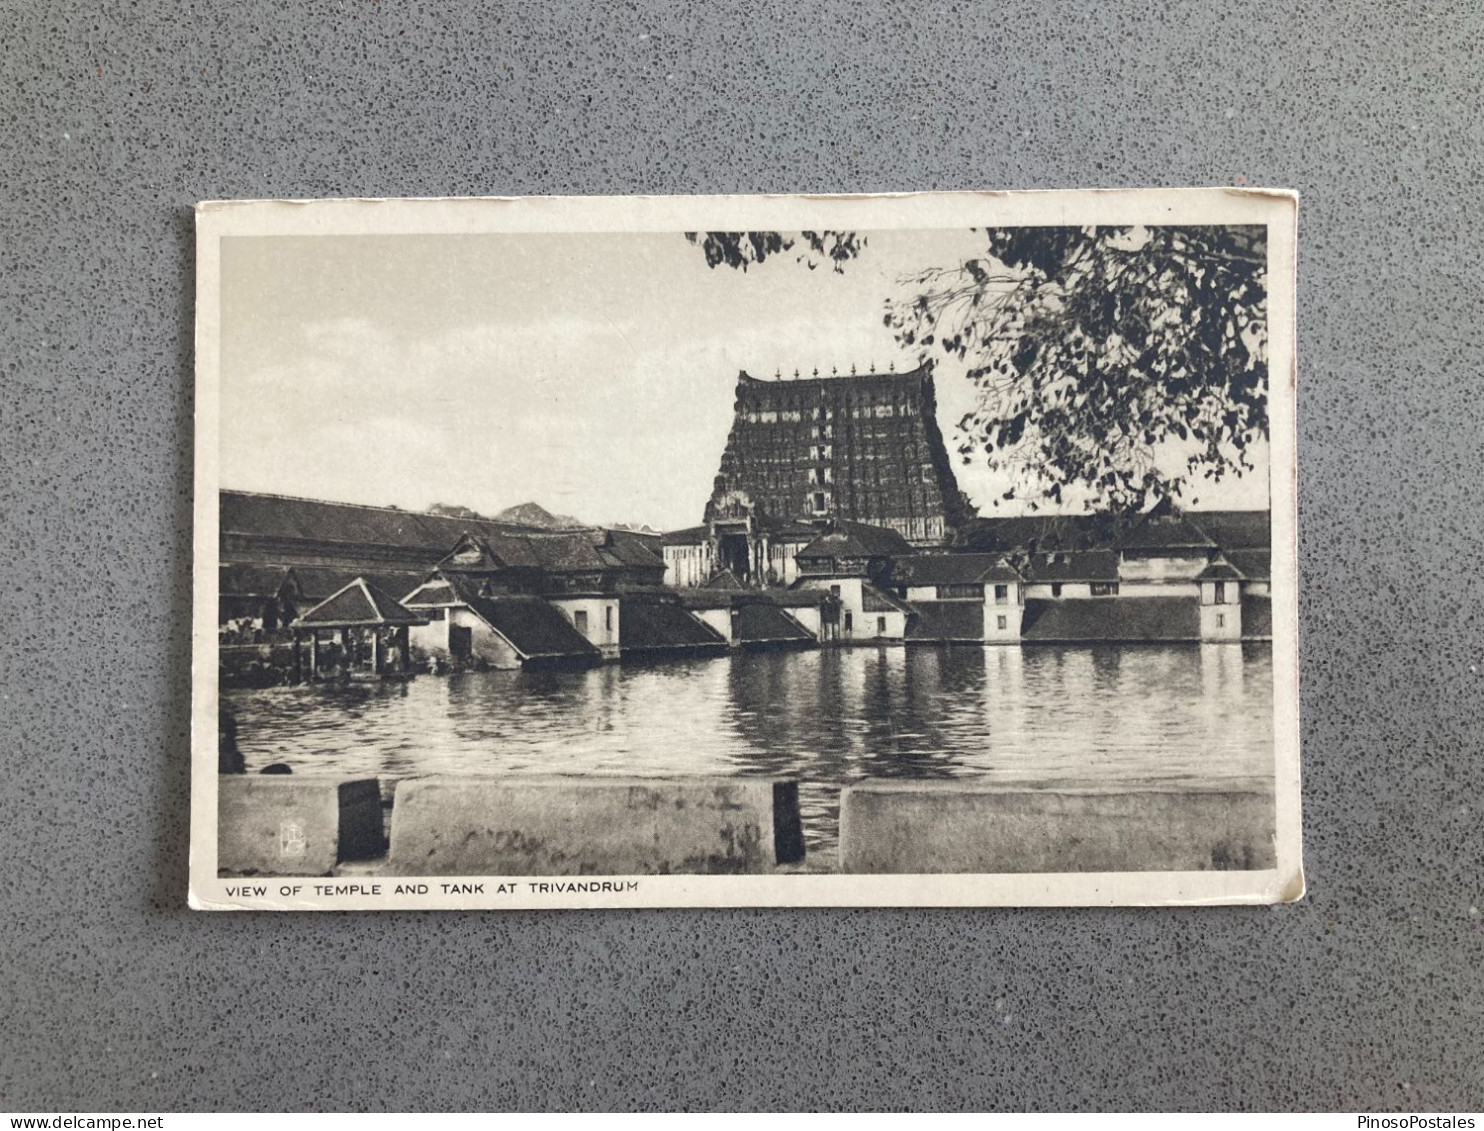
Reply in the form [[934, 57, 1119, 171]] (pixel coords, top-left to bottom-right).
[[295, 577, 428, 627], [220, 489, 545, 567], [888, 553, 1022, 588], [794, 521, 913, 581], [619, 593, 729, 657], [401, 572, 600, 667], [889, 507, 1274, 645], [218, 490, 666, 639], [1020, 597, 1202, 643], [907, 601, 991, 643]]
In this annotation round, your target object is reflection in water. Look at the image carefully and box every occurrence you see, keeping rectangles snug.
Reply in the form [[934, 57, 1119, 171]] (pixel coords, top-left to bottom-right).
[[225, 644, 1273, 866]]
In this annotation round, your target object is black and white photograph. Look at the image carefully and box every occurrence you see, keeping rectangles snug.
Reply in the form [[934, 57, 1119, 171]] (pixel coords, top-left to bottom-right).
[[191, 190, 1300, 909], [18, 0, 1484, 1109]]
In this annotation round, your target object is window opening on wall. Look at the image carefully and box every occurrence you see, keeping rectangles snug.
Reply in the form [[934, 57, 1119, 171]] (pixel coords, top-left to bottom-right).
[[936, 584, 981, 599]]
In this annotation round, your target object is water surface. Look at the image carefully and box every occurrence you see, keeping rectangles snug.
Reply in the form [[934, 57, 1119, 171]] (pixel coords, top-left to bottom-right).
[[225, 644, 1274, 866]]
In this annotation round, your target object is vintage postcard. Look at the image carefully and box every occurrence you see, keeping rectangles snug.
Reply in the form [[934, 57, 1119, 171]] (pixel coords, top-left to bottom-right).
[[190, 189, 1301, 910]]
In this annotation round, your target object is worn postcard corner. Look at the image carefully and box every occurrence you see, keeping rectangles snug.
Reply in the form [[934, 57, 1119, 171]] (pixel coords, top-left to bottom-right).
[[190, 188, 1301, 911]]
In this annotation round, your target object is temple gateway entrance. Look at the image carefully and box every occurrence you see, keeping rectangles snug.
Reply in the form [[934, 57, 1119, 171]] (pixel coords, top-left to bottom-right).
[[716, 532, 751, 582]]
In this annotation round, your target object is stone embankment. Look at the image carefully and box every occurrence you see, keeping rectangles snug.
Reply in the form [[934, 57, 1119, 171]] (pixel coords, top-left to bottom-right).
[[217, 773, 1275, 877], [839, 778, 1277, 873]]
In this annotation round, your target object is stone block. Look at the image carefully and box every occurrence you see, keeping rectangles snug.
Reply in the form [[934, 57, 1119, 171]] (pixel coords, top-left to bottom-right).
[[840, 778, 1276, 874], [389, 776, 804, 875], [218, 776, 384, 876]]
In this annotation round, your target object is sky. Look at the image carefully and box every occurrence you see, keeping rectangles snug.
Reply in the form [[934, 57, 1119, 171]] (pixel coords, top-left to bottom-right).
[[219, 228, 1269, 531]]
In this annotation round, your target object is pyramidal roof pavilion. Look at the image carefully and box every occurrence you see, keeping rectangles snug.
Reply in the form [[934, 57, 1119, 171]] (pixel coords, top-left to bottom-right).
[[293, 577, 428, 628]]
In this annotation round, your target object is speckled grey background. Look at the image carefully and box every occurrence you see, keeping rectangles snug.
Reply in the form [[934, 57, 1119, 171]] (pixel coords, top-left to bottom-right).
[[2, 0, 1481, 1113]]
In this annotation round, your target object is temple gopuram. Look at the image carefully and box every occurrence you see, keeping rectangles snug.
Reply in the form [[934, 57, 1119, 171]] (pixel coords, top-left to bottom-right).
[[665, 360, 972, 588]]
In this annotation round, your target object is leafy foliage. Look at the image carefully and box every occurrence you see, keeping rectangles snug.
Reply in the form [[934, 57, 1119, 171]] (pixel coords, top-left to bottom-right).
[[684, 231, 866, 273], [688, 225, 1268, 516], [886, 226, 1267, 513]]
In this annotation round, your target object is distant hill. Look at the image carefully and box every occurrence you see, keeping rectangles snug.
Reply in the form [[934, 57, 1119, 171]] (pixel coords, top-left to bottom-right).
[[493, 501, 587, 530], [426, 503, 487, 520], [431, 499, 654, 533]]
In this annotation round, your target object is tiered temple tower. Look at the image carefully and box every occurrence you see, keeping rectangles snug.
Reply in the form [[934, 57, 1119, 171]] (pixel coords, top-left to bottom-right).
[[705, 360, 971, 546]]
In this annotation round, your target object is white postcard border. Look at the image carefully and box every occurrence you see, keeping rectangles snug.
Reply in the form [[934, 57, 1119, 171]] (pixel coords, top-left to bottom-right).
[[190, 188, 1302, 911]]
